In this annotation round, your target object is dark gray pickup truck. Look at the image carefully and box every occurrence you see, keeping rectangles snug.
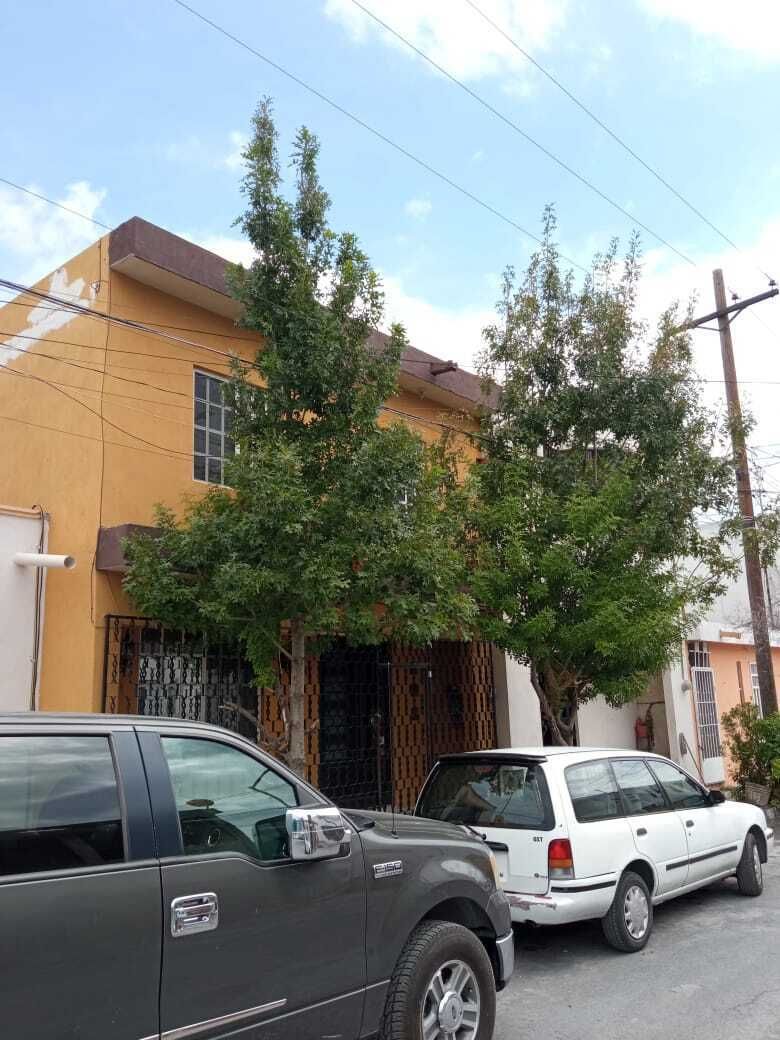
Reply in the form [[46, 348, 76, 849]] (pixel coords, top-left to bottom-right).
[[0, 714, 513, 1040]]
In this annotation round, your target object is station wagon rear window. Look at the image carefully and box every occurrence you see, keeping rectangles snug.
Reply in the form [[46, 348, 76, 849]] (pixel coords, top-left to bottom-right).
[[417, 758, 554, 831], [565, 760, 622, 822]]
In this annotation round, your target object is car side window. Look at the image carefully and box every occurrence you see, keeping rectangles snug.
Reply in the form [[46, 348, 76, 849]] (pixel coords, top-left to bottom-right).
[[565, 761, 622, 822], [0, 735, 124, 877], [648, 760, 710, 809], [611, 758, 668, 815], [161, 737, 299, 862]]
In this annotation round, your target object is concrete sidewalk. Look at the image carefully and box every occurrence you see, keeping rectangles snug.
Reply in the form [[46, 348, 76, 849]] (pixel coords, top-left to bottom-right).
[[495, 841, 780, 1040]]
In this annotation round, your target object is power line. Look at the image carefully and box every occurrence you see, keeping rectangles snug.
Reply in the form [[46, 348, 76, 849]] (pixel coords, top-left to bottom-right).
[[0, 325, 234, 367], [1, 283, 477, 386], [0, 313, 456, 371], [0, 371, 192, 411], [748, 308, 780, 343], [1, 312, 480, 444], [0, 366, 190, 456], [169, 0, 590, 275], [349, 0, 696, 268], [0, 408, 189, 461], [381, 403, 486, 442], [2, 278, 454, 375], [0, 292, 262, 343], [0, 177, 112, 231], [462, 0, 775, 285], [10, 319, 780, 397], [0, 398, 478, 463], [8, 278, 780, 396], [0, 278, 249, 364], [0, 339, 191, 399]]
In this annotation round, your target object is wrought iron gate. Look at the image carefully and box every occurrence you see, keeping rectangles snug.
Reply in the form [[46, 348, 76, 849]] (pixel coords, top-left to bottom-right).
[[102, 616, 257, 739], [317, 644, 394, 810]]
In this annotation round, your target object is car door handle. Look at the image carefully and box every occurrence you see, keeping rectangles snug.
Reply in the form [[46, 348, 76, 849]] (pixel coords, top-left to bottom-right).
[[636, 827, 647, 837], [686, 820, 695, 828], [171, 892, 219, 937]]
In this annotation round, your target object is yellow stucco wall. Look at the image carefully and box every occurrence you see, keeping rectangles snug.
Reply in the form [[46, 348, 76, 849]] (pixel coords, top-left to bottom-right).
[[0, 239, 480, 713]]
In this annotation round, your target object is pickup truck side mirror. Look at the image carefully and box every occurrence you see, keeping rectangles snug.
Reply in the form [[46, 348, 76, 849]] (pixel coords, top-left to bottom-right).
[[286, 807, 351, 861], [709, 789, 726, 805]]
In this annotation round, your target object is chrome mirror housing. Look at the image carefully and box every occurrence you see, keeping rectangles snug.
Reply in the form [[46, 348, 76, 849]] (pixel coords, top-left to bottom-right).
[[286, 807, 351, 861]]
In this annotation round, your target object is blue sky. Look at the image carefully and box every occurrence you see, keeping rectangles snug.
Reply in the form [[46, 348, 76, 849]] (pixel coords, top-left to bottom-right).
[[3, 0, 780, 480]]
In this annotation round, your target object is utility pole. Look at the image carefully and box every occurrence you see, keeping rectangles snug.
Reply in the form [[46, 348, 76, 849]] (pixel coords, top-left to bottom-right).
[[689, 271, 779, 716]]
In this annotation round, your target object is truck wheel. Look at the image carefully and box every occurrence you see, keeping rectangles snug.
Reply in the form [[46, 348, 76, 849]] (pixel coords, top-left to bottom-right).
[[736, 832, 763, 897], [601, 870, 653, 953], [379, 920, 496, 1040]]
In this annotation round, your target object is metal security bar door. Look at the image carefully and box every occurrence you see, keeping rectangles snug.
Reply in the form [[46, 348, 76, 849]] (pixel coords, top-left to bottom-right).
[[688, 641, 725, 783], [103, 616, 257, 739], [317, 644, 393, 810]]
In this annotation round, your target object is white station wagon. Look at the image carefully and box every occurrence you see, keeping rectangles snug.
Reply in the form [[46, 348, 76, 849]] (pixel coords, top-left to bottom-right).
[[416, 747, 774, 952]]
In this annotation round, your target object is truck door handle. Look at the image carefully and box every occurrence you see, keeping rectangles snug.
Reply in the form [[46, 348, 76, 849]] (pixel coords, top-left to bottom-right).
[[686, 820, 695, 828], [171, 892, 219, 937], [636, 828, 647, 837]]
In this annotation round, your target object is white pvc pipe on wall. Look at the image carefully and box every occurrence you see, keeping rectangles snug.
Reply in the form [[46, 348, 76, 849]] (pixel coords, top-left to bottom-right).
[[13, 552, 76, 570]]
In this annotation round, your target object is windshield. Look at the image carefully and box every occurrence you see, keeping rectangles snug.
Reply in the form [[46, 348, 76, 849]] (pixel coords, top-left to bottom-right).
[[417, 759, 553, 831]]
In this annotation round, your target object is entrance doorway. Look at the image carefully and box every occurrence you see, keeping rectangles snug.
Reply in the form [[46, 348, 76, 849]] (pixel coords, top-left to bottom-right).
[[318, 644, 392, 810]]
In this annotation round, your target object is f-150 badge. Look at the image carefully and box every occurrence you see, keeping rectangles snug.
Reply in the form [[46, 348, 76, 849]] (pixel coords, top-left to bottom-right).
[[373, 860, 403, 879]]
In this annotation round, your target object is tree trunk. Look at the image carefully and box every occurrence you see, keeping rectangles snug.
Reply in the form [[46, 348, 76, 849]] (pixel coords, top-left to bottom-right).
[[530, 663, 576, 746], [287, 618, 307, 778]]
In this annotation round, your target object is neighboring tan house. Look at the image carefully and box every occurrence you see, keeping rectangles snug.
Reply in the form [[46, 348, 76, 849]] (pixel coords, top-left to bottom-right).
[[659, 552, 780, 787], [0, 217, 641, 808]]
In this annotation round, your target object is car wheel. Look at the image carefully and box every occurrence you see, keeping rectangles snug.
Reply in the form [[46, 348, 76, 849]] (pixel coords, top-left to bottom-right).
[[736, 832, 763, 897], [601, 870, 653, 953], [379, 920, 496, 1040]]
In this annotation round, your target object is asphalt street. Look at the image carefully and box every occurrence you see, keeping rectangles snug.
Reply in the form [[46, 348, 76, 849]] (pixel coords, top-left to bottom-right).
[[495, 839, 780, 1040]]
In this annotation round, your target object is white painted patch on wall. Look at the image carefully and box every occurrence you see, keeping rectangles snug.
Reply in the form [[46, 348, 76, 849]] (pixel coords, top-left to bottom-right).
[[0, 267, 96, 367]]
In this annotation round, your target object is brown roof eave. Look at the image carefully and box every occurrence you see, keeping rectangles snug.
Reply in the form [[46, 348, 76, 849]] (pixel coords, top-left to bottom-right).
[[109, 217, 498, 414]]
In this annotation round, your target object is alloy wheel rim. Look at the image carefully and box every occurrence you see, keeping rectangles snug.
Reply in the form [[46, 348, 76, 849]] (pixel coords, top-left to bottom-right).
[[753, 844, 762, 884], [421, 958, 481, 1040], [624, 884, 649, 940]]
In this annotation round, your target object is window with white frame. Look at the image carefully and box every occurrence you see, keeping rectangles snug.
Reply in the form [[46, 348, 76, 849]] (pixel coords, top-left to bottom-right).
[[194, 370, 235, 485], [687, 640, 722, 760], [749, 662, 764, 718]]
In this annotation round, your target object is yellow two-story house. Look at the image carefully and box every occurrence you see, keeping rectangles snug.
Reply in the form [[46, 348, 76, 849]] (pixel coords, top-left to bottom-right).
[[0, 217, 503, 809]]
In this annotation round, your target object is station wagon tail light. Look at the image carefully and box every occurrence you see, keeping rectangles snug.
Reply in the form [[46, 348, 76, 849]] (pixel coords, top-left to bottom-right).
[[548, 838, 574, 879]]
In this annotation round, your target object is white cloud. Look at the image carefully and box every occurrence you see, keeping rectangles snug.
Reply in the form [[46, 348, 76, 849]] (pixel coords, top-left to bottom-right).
[[165, 131, 249, 172], [381, 273, 494, 372], [639, 0, 780, 60], [222, 131, 248, 171], [404, 197, 432, 220], [0, 180, 106, 286], [324, 0, 568, 84], [584, 42, 613, 80], [633, 217, 780, 456], [164, 134, 205, 164], [471, 149, 486, 163], [181, 232, 257, 267], [382, 214, 780, 449]]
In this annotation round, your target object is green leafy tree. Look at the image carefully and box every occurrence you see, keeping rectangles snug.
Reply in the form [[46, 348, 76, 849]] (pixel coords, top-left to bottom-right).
[[124, 101, 474, 775], [470, 207, 743, 745]]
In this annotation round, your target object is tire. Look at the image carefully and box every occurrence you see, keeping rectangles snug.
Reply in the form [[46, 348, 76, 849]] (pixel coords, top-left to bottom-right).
[[601, 870, 653, 953], [736, 832, 764, 897], [379, 919, 496, 1040]]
